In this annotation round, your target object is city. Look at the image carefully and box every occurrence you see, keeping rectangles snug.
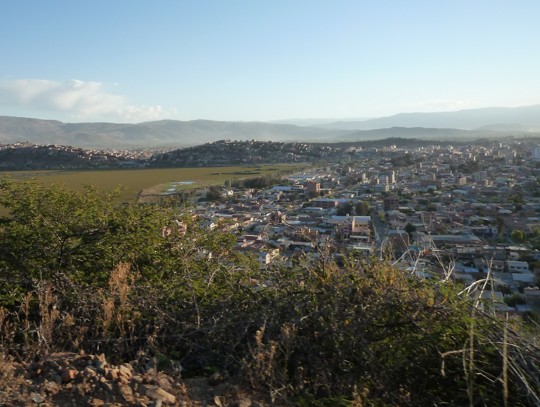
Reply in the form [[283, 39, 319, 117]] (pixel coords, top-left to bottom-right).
[[187, 138, 540, 315]]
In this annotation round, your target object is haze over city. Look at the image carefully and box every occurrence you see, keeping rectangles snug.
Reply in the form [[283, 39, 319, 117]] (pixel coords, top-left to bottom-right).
[[2, 0, 540, 124]]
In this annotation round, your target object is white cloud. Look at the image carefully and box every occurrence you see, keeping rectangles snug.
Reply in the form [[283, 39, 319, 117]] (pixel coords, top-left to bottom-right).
[[0, 79, 175, 122]]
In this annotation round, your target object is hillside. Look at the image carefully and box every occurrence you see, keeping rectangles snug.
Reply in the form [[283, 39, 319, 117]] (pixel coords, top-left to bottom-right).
[[317, 104, 540, 131], [0, 116, 350, 148], [2, 113, 540, 150], [149, 139, 345, 167], [0, 181, 539, 406], [0, 143, 143, 170]]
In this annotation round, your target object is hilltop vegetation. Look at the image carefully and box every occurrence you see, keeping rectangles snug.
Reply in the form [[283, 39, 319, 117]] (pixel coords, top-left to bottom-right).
[[0, 181, 539, 405]]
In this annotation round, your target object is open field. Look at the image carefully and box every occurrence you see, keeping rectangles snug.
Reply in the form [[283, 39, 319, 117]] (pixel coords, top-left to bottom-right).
[[0, 164, 305, 201]]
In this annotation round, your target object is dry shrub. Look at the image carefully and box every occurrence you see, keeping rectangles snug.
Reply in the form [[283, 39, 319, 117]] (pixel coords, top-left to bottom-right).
[[102, 262, 140, 339], [37, 283, 60, 350]]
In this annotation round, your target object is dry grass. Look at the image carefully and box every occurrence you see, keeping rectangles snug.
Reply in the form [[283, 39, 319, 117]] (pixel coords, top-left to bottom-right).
[[0, 164, 302, 201]]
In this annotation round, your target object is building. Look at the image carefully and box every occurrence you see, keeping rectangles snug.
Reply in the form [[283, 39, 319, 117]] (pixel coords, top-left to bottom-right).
[[312, 198, 349, 209], [507, 261, 529, 273], [533, 146, 540, 160]]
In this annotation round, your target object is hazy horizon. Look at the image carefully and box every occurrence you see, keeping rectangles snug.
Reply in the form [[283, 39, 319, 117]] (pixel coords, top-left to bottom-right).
[[2, 1, 540, 124]]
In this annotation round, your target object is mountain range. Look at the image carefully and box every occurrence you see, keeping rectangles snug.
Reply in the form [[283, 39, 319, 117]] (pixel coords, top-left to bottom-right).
[[0, 104, 539, 148], [313, 104, 540, 131]]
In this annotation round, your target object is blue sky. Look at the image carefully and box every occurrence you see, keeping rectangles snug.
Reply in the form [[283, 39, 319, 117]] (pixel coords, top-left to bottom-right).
[[1, 1, 540, 123]]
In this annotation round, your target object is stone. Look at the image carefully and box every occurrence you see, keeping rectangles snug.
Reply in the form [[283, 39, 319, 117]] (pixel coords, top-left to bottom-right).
[[84, 366, 98, 378], [104, 368, 119, 381], [132, 374, 144, 384], [118, 384, 134, 402], [90, 398, 105, 406], [141, 385, 176, 404], [43, 380, 60, 395], [30, 392, 45, 404], [208, 371, 225, 386], [118, 364, 133, 379], [99, 379, 113, 393], [62, 368, 78, 383], [157, 376, 173, 391]]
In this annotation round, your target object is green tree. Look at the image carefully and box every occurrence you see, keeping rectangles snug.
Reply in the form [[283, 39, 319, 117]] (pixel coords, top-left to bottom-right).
[[511, 229, 525, 242], [355, 201, 371, 216], [404, 222, 417, 240], [0, 180, 172, 298], [336, 201, 354, 216]]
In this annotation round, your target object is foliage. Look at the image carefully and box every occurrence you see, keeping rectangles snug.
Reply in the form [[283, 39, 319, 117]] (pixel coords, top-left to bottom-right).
[[336, 201, 354, 216], [0, 181, 539, 406], [0, 180, 172, 292], [232, 174, 288, 189], [404, 222, 416, 239], [355, 201, 371, 216], [511, 229, 525, 242]]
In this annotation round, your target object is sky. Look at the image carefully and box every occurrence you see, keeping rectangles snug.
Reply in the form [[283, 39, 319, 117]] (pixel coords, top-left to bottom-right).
[[1, 0, 540, 123]]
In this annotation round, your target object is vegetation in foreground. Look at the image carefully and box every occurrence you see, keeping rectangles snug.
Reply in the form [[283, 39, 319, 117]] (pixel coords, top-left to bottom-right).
[[0, 180, 539, 406]]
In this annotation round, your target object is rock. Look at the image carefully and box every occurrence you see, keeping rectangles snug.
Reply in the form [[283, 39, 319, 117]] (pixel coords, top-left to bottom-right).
[[141, 385, 176, 404], [30, 392, 45, 404], [84, 366, 98, 378], [93, 355, 107, 371], [90, 398, 105, 406], [99, 378, 113, 393], [118, 364, 133, 379], [132, 374, 144, 384], [62, 369, 78, 383], [157, 375, 173, 391], [118, 384, 134, 402], [43, 380, 60, 395], [104, 367, 119, 381], [208, 371, 225, 386]]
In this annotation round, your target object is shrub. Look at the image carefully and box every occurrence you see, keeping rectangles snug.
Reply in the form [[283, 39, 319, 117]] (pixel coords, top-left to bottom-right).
[[0, 181, 539, 405]]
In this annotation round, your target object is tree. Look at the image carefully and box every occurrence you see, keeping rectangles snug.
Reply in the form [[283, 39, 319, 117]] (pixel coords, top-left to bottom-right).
[[404, 222, 417, 240], [511, 229, 525, 242], [336, 201, 354, 216], [355, 201, 371, 216], [0, 180, 172, 295]]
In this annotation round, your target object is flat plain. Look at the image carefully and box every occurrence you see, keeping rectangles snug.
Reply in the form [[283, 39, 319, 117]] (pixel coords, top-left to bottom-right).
[[0, 164, 303, 201]]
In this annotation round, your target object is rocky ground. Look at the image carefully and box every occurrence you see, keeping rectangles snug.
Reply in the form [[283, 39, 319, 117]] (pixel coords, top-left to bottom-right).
[[0, 352, 269, 406]]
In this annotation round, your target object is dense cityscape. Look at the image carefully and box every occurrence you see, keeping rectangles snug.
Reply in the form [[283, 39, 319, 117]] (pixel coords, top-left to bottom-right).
[[183, 138, 540, 316]]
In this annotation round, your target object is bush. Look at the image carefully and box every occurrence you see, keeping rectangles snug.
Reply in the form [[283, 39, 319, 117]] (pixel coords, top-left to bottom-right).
[[0, 181, 539, 406]]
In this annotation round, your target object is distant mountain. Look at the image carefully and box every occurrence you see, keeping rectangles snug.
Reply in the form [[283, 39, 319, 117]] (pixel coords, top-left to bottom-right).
[[2, 108, 540, 150], [267, 117, 374, 126], [0, 116, 350, 149], [316, 104, 540, 131]]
